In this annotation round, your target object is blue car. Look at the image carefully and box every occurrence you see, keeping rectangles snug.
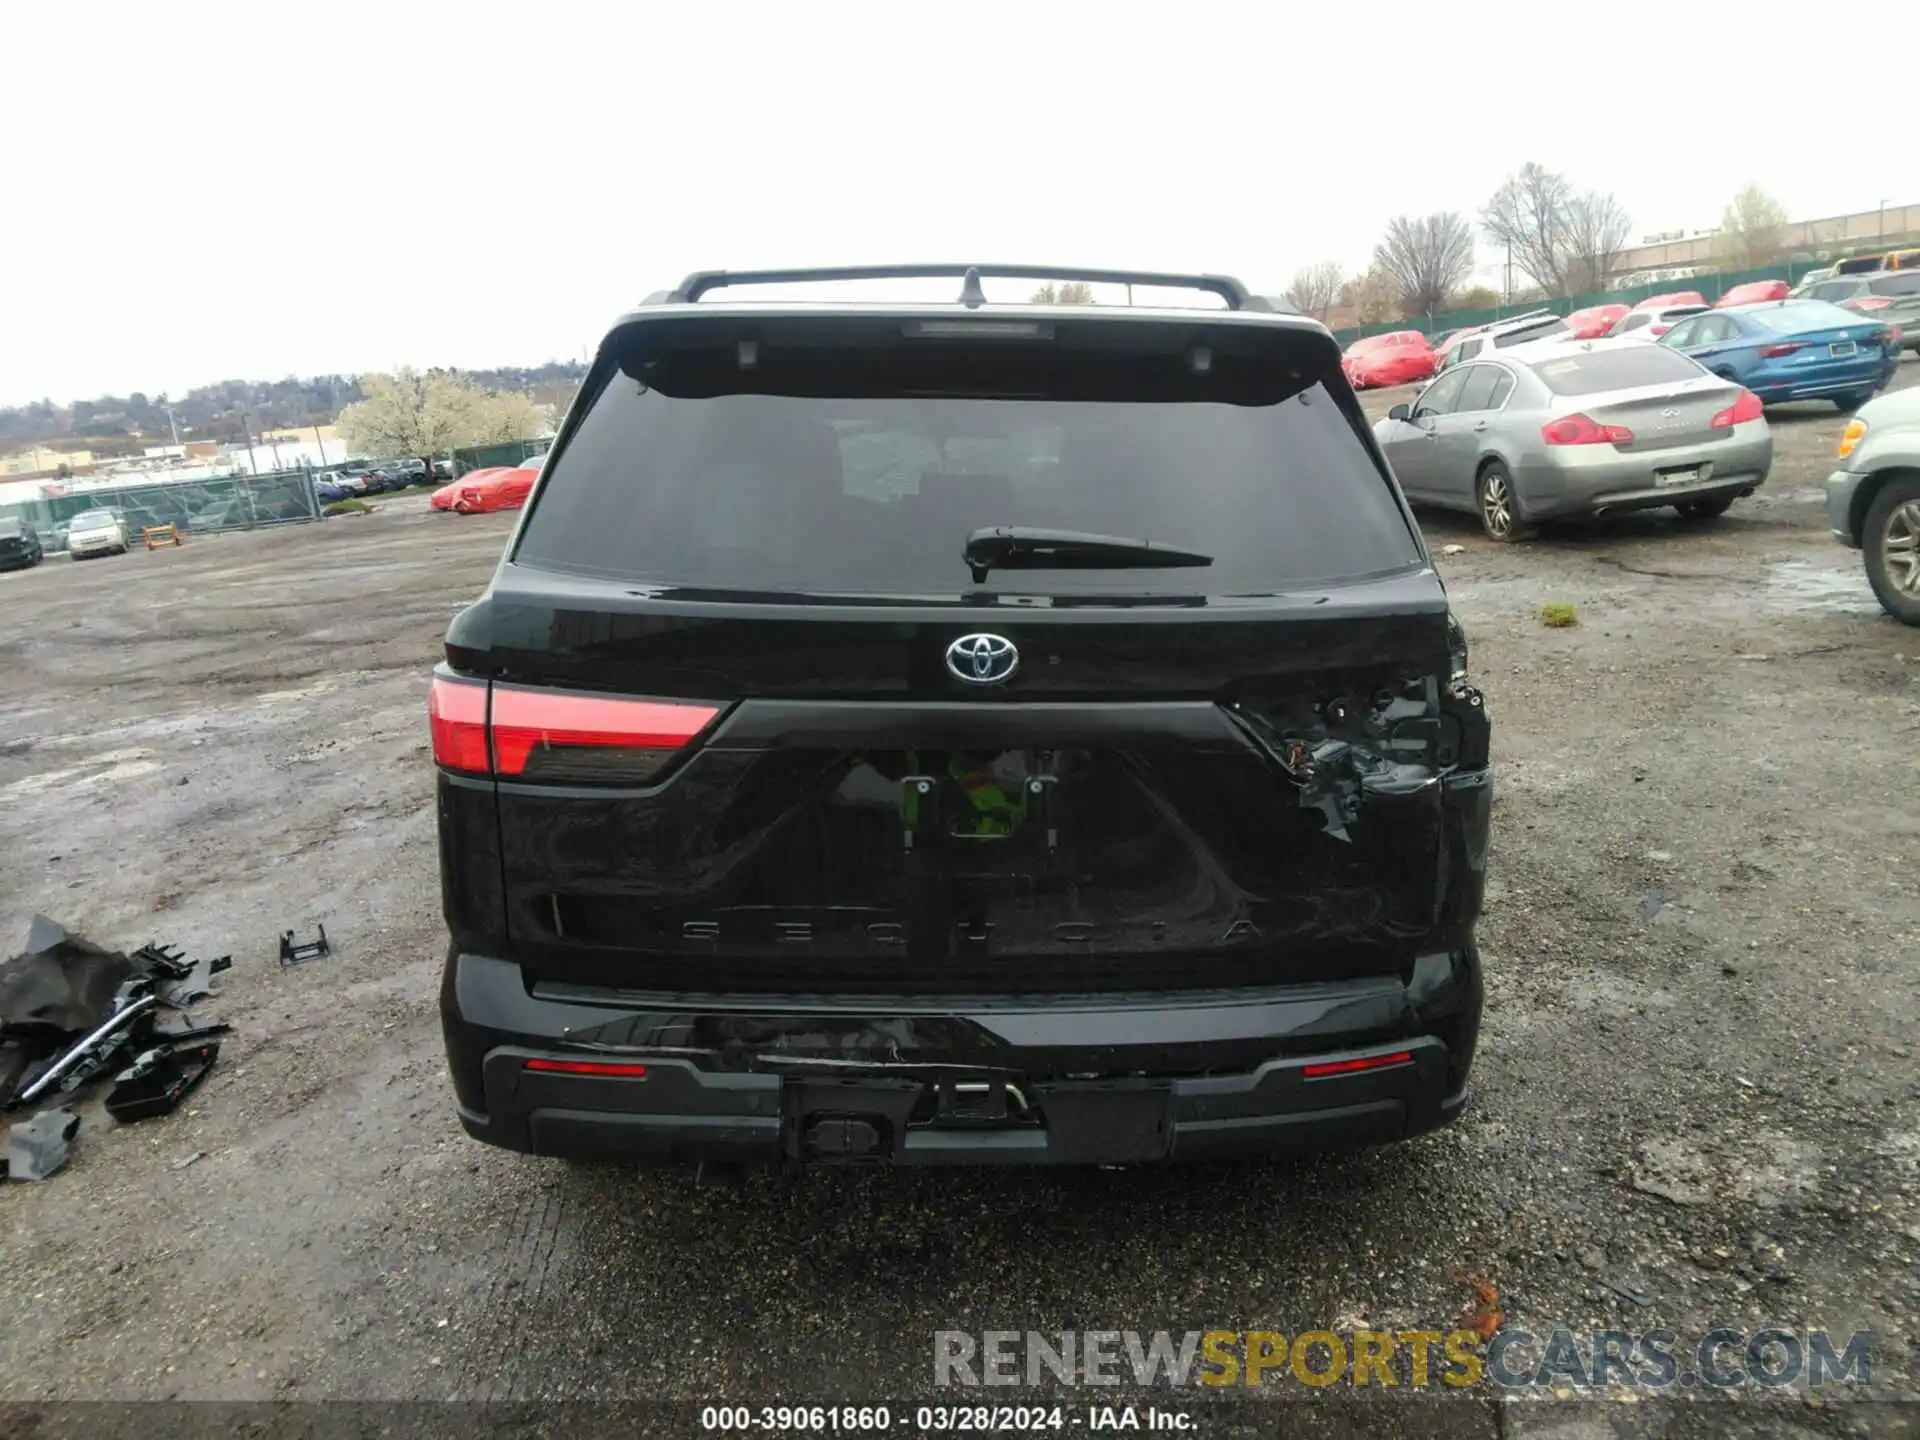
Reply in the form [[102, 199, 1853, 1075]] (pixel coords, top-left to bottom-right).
[[1658, 299, 1899, 411], [313, 478, 348, 503]]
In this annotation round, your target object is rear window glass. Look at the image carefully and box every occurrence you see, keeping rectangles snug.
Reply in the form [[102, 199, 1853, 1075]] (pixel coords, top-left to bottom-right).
[[1749, 301, 1862, 333], [1806, 281, 1863, 302], [1530, 346, 1705, 395], [515, 328, 1422, 597], [1494, 319, 1569, 348], [1870, 273, 1920, 296]]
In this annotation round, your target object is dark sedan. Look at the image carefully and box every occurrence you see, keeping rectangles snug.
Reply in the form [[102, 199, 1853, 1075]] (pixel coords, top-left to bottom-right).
[[0, 517, 44, 571]]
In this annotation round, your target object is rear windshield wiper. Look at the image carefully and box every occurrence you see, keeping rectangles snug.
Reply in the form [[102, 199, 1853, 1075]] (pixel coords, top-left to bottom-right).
[[963, 526, 1214, 584]]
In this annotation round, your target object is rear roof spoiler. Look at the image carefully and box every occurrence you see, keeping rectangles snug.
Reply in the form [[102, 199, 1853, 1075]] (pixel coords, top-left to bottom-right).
[[643, 263, 1287, 314]]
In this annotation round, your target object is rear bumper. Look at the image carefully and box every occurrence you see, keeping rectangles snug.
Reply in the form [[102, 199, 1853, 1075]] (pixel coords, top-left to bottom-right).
[[1749, 362, 1891, 403], [1518, 429, 1772, 519], [441, 948, 1482, 1166]]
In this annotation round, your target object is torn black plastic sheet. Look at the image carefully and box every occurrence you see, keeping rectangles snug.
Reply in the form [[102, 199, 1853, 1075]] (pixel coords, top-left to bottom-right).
[[1, 916, 233, 1113]]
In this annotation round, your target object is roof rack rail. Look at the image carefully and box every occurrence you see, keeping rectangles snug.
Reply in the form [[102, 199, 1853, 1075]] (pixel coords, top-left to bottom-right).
[[647, 263, 1275, 312]]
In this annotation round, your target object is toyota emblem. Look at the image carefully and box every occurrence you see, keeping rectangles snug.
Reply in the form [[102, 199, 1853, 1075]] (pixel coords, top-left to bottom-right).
[[946, 633, 1019, 685]]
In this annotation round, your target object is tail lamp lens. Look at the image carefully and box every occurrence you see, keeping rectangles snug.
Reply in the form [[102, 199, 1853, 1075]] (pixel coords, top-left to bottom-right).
[[427, 677, 720, 783], [1709, 390, 1763, 429], [1541, 414, 1633, 446]]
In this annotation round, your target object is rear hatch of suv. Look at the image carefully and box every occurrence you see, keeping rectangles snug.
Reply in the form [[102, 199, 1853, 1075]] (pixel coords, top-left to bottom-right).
[[435, 296, 1490, 997]]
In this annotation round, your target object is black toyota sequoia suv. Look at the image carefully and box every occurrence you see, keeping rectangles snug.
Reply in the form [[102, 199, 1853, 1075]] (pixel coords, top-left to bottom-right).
[[433, 264, 1491, 1167]]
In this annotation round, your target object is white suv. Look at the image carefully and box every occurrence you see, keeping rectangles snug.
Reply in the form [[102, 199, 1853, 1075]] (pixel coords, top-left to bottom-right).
[[1436, 310, 1571, 372], [66, 509, 129, 559]]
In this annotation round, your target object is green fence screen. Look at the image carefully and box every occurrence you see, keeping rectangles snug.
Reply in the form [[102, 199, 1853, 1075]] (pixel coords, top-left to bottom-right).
[[453, 439, 548, 475]]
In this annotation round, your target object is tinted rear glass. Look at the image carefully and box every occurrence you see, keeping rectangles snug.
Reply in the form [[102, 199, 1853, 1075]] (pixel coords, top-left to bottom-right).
[[1749, 300, 1863, 333], [1530, 346, 1705, 395], [1806, 281, 1863, 302], [1870, 273, 1920, 297], [1495, 319, 1569, 348], [515, 325, 1421, 597]]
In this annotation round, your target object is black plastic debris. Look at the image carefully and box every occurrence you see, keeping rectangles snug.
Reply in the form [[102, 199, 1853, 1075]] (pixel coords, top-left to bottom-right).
[[6, 1108, 80, 1181], [278, 925, 331, 967], [135, 942, 232, 1008], [1, 917, 234, 1126], [107, 1038, 224, 1122]]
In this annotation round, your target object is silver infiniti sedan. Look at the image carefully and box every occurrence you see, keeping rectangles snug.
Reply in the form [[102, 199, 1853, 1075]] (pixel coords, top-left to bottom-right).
[[1372, 338, 1774, 541]]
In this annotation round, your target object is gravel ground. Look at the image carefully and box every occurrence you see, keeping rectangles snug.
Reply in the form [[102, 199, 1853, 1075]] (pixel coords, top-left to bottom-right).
[[1, 365, 1916, 1436]]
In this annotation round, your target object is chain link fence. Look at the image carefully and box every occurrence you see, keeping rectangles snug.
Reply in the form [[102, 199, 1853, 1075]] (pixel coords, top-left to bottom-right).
[[1, 470, 321, 551]]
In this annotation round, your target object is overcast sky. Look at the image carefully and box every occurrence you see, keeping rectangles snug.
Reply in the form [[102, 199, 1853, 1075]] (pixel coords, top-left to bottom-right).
[[2, 1, 1903, 407]]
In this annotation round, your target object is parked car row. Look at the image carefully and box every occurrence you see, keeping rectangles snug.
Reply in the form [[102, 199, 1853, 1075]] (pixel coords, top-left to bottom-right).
[[1346, 266, 1915, 383], [320, 459, 449, 499]]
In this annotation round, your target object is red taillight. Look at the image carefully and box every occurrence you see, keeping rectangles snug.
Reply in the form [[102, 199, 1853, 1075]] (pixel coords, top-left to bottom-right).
[[1850, 297, 1891, 311], [1710, 389, 1764, 429], [427, 675, 490, 774], [489, 684, 720, 781], [1649, 324, 1671, 336], [1541, 414, 1633, 446], [1302, 1050, 1415, 1079], [1758, 342, 1803, 358], [426, 676, 721, 782], [524, 1057, 649, 1078], [1889, 327, 1904, 347]]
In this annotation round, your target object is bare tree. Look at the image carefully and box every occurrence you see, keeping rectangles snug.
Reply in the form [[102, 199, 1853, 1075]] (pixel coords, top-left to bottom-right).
[[1338, 265, 1403, 325], [1562, 191, 1632, 294], [1716, 183, 1789, 268], [1283, 261, 1343, 319], [1373, 213, 1475, 317], [1030, 281, 1096, 304], [1482, 163, 1574, 295], [1481, 162, 1633, 297]]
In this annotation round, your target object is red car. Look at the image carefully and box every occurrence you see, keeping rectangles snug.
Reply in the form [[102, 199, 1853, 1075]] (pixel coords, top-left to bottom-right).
[[1341, 330, 1439, 389], [1563, 304, 1629, 339], [1631, 290, 1707, 312], [1716, 280, 1789, 308], [429, 478, 473, 512], [452, 459, 543, 514]]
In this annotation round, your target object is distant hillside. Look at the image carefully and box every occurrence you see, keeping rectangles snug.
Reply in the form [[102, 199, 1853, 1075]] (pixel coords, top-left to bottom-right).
[[0, 362, 588, 454]]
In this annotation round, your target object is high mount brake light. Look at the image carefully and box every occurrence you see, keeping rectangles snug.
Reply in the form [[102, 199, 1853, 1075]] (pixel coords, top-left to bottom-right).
[[427, 677, 721, 782]]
